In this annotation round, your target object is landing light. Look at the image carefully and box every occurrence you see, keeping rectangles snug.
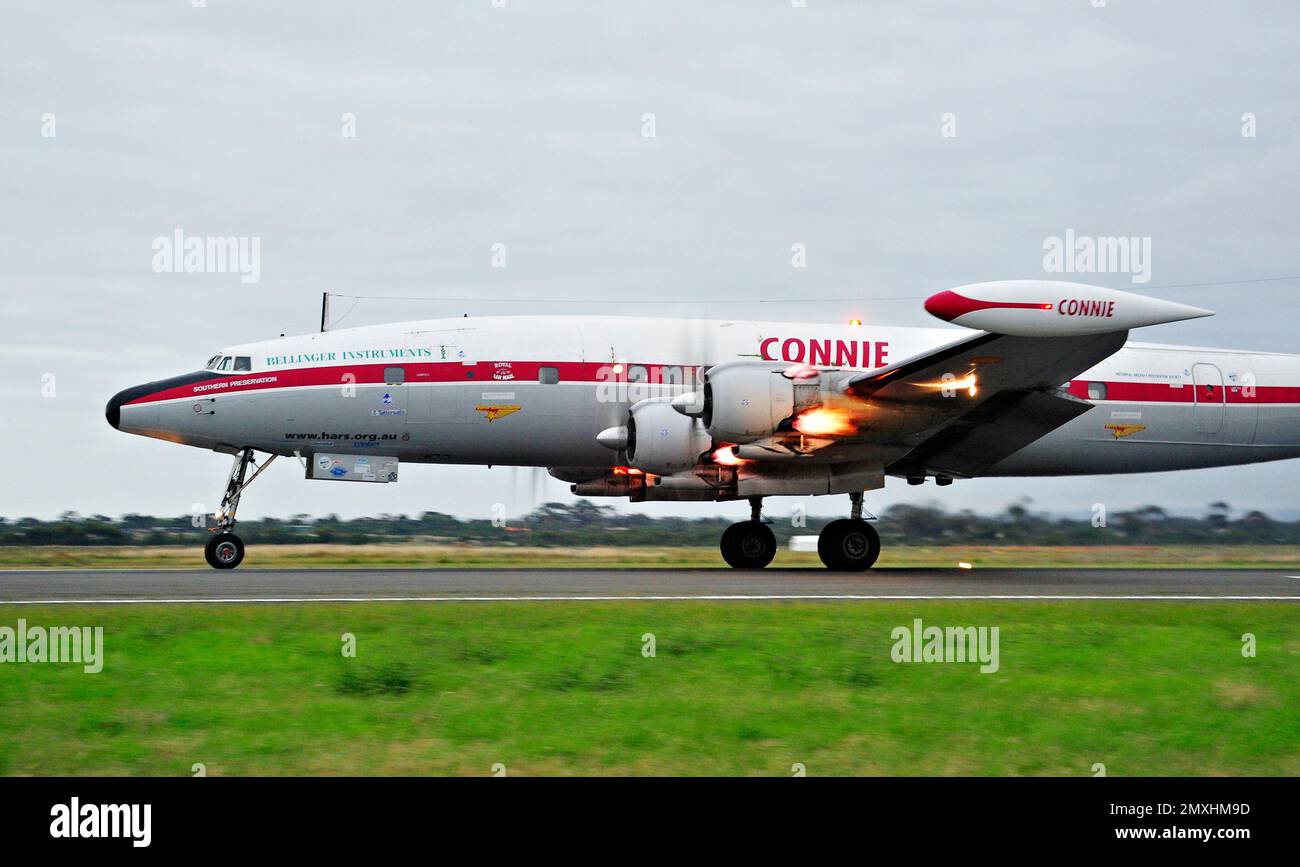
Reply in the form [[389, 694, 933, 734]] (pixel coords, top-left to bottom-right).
[[915, 372, 979, 396]]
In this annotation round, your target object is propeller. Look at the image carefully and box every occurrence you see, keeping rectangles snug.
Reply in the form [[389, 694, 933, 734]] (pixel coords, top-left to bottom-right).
[[509, 465, 550, 517], [678, 310, 719, 414]]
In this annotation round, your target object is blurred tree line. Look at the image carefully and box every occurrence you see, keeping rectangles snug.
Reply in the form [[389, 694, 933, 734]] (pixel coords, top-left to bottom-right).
[[0, 500, 1294, 547]]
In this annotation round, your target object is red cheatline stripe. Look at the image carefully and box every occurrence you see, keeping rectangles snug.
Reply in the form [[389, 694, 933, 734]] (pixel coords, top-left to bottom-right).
[[124, 361, 1300, 406], [125, 361, 702, 406], [1065, 380, 1300, 404]]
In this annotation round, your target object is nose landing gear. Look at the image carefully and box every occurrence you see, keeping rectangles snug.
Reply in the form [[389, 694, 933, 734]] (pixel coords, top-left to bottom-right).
[[817, 491, 880, 571], [719, 496, 777, 569], [204, 448, 276, 570]]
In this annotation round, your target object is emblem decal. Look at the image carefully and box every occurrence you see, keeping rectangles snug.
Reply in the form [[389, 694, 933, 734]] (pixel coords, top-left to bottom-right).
[[1104, 423, 1146, 439], [476, 403, 522, 422]]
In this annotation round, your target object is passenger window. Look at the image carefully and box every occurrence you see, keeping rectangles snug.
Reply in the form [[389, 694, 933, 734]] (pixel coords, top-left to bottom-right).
[[539, 366, 560, 385], [1086, 382, 1107, 400], [234, 357, 252, 372], [384, 366, 406, 384]]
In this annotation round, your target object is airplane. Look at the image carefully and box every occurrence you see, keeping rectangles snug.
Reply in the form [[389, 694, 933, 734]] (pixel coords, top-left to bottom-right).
[[105, 280, 1300, 571]]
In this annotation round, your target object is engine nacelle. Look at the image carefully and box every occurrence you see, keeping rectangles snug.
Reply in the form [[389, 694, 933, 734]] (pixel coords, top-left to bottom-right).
[[627, 397, 711, 475], [925, 280, 1213, 337], [703, 362, 799, 443]]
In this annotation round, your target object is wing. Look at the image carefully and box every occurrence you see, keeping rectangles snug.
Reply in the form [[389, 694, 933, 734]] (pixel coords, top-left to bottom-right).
[[833, 329, 1129, 476], [817, 280, 1214, 476]]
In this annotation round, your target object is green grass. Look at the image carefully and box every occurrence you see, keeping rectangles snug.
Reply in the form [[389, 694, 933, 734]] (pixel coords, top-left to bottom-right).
[[0, 601, 1295, 776], [3, 543, 1299, 569]]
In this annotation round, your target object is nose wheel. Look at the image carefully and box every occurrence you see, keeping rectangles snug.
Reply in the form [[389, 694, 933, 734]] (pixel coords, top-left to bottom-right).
[[205, 533, 245, 570], [205, 448, 275, 570]]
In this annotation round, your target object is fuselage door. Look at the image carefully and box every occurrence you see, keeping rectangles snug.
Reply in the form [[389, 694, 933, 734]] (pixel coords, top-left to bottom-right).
[[1192, 362, 1225, 435]]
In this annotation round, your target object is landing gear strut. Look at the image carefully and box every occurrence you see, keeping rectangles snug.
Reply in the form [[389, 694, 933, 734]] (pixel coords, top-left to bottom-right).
[[204, 448, 276, 570], [817, 491, 880, 571], [720, 496, 777, 569]]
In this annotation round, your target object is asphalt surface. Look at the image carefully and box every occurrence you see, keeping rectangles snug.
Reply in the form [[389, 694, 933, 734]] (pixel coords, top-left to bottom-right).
[[0, 567, 1297, 602]]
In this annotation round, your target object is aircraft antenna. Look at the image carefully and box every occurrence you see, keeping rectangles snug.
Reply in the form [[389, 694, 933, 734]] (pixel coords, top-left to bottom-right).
[[320, 292, 331, 332]]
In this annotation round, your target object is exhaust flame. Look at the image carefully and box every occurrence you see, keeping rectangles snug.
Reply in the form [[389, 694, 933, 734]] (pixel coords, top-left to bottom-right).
[[793, 406, 857, 436], [711, 446, 749, 466]]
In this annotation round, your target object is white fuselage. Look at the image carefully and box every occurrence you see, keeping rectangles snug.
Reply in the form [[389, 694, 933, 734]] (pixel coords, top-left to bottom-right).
[[107, 315, 1300, 497]]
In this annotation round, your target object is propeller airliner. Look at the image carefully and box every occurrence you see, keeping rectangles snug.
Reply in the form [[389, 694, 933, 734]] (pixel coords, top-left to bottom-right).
[[106, 281, 1300, 571]]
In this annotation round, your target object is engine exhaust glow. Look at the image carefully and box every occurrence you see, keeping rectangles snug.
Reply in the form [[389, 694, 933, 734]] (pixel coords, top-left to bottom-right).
[[711, 446, 749, 466], [792, 406, 857, 436]]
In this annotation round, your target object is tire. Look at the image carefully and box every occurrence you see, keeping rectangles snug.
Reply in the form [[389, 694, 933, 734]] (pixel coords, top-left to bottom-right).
[[817, 519, 880, 571], [720, 521, 777, 569], [205, 533, 245, 570]]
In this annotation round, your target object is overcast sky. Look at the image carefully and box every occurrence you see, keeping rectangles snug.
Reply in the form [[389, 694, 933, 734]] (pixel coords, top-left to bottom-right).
[[2, 1, 1297, 521]]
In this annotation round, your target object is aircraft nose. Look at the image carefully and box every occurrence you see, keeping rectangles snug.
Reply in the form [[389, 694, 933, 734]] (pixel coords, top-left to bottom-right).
[[105, 371, 212, 436]]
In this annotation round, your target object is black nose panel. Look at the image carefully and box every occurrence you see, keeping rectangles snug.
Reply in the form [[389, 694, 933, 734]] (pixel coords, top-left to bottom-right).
[[105, 394, 122, 429], [105, 371, 214, 431]]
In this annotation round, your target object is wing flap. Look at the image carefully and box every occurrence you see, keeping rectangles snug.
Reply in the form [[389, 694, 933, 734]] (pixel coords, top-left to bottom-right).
[[886, 388, 1094, 478]]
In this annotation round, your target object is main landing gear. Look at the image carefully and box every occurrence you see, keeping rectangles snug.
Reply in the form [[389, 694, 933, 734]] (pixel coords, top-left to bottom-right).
[[719, 497, 778, 569], [719, 492, 880, 571], [817, 492, 880, 572], [204, 448, 276, 570]]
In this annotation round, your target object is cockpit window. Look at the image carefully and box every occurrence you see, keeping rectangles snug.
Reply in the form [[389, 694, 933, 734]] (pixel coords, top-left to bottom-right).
[[205, 354, 249, 372]]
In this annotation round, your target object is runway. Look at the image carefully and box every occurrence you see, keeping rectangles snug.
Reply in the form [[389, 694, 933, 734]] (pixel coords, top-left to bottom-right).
[[0, 567, 1297, 603]]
